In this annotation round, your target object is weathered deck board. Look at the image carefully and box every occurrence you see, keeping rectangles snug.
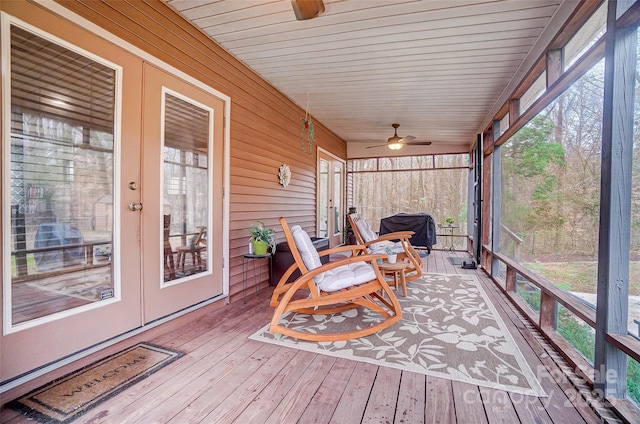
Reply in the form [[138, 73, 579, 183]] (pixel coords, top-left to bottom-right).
[[425, 376, 456, 423], [396, 372, 427, 424], [1, 249, 609, 424]]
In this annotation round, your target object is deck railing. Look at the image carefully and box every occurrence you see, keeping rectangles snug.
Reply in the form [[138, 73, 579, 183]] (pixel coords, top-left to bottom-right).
[[482, 245, 640, 420], [11, 240, 112, 282]]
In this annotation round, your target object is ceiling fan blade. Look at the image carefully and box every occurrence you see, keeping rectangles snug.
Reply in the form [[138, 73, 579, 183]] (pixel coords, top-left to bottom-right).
[[405, 141, 432, 146], [365, 144, 389, 149]]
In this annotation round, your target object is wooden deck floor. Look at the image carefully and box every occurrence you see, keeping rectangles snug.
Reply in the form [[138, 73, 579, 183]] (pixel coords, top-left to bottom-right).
[[1, 250, 618, 423]]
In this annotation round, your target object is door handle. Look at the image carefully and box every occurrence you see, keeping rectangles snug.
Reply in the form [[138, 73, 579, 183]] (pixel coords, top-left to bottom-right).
[[128, 202, 143, 211]]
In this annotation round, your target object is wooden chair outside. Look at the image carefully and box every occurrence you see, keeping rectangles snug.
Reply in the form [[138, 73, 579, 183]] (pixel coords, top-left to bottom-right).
[[175, 226, 206, 273], [163, 215, 175, 280], [347, 213, 423, 283], [269, 217, 402, 342]]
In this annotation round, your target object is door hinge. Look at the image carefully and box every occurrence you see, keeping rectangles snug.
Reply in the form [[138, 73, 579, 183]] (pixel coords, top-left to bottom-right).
[[222, 257, 225, 268]]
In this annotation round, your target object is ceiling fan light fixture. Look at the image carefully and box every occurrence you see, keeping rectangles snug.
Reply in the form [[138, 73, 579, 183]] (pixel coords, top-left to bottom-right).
[[387, 123, 403, 150], [291, 0, 325, 21], [387, 137, 403, 150]]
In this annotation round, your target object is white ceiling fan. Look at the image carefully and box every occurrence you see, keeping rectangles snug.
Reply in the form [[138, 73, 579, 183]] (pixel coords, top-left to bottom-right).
[[366, 124, 432, 150]]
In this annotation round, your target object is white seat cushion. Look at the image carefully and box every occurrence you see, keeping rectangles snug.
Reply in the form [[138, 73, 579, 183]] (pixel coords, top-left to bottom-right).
[[369, 242, 404, 255], [291, 224, 376, 292], [314, 261, 377, 292]]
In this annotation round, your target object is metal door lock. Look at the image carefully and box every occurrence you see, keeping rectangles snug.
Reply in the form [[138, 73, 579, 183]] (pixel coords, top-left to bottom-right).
[[128, 202, 143, 211]]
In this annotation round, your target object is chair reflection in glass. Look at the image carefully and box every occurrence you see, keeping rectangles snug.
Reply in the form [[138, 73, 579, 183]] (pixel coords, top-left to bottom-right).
[[176, 226, 206, 275], [163, 215, 175, 280]]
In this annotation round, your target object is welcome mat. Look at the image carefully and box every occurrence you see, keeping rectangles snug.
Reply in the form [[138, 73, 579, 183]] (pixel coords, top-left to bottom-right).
[[8, 342, 184, 424], [251, 273, 546, 397]]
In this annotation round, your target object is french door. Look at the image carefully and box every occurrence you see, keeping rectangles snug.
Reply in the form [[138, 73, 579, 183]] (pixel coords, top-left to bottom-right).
[[141, 64, 225, 322], [1, 13, 144, 381], [317, 149, 345, 247], [1, 9, 227, 384]]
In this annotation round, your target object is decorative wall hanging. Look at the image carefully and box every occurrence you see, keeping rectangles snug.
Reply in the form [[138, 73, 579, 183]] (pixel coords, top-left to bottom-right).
[[300, 93, 314, 153], [279, 164, 291, 187]]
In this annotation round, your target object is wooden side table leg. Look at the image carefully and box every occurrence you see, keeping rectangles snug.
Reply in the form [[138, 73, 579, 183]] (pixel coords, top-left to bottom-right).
[[400, 269, 407, 296]]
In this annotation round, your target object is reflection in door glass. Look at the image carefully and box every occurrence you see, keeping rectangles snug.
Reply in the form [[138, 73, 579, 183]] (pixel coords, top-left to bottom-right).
[[163, 93, 210, 283], [318, 159, 329, 238], [6, 25, 116, 325], [333, 162, 343, 236]]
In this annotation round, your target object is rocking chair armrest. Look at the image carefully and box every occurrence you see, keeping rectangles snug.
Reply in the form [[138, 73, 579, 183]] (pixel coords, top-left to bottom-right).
[[360, 232, 415, 249], [371, 231, 415, 242], [318, 244, 368, 258]]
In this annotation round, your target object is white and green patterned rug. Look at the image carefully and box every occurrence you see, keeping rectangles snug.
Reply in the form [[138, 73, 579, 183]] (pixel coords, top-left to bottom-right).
[[250, 273, 546, 397]]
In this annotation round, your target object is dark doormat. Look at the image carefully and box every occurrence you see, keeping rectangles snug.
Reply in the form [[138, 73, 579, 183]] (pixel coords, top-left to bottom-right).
[[447, 257, 465, 265], [8, 342, 184, 424]]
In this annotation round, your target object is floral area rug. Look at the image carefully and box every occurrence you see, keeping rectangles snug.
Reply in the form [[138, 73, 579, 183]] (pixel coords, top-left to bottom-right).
[[250, 273, 546, 397]]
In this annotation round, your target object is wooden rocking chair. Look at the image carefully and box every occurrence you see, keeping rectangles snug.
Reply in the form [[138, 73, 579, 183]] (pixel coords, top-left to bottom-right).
[[269, 217, 402, 342], [348, 213, 423, 283]]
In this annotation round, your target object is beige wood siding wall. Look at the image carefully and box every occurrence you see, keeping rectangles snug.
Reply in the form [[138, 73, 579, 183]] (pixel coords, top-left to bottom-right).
[[41, 0, 347, 298]]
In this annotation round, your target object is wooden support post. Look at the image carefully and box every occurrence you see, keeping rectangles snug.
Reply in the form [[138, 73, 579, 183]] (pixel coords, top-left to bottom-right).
[[546, 48, 563, 87], [491, 119, 502, 279], [505, 265, 516, 293], [594, 0, 636, 400], [539, 291, 557, 331], [508, 99, 520, 126]]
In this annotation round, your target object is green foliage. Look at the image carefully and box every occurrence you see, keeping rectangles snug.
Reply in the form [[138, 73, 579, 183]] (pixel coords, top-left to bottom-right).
[[516, 284, 540, 312], [248, 221, 275, 244], [532, 175, 559, 201], [628, 357, 640, 405], [507, 116, 565, 178], [555, 309, 640, 405], [557, 308, 595, 362], [502, 115, 567, 244]]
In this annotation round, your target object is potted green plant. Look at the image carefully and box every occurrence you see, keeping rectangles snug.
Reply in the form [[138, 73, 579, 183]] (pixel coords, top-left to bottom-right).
[[384, 246, 397, 264], [445, 216, 455, 226], [248, 221, 276, 255]]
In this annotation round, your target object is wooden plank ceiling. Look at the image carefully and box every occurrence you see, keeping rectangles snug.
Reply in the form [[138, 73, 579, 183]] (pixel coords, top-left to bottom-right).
[[164, 0, 580, 157]]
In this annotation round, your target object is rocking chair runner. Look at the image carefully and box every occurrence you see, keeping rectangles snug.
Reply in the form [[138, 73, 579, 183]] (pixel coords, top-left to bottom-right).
[[269, 217, 402, 342], [347, 213, 423, 283]]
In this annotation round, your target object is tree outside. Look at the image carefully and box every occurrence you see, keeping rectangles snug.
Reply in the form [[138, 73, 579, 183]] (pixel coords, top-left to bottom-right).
[[348, 155, 469, 249]]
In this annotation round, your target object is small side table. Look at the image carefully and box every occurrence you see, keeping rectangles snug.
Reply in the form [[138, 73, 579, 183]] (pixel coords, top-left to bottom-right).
[[442, 225, 458, 251], [378, 261, 409, 296], [243, 253, 272, 303]]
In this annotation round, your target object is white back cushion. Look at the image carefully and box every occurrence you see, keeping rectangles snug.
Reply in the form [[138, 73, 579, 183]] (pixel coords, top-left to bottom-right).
[[355, 219, 376, 242], [291, 225, 322, 271], [355, 219, 391, 251]]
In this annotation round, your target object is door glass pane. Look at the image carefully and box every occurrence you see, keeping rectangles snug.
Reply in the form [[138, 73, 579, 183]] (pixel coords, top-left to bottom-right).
[[6, 25, 116, 325], [163, 93, 210, 283], [318, 159, 329, 238], [333, 162, 343, 236]]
